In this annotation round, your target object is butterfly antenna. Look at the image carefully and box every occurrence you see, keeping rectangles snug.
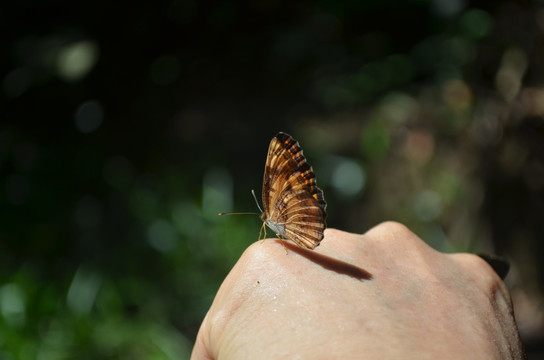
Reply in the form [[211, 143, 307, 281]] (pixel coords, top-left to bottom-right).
[[218, 212, 258, 216], [218, 189, 263, 216], [251, 189, 264, 214]]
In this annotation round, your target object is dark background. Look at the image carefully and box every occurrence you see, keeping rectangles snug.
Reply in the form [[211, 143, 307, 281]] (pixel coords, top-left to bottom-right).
[[1, 0, 544, 358]]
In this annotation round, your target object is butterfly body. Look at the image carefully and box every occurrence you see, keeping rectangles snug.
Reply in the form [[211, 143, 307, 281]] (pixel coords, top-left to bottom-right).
[[260, 132, 327, 249], [262, 215, 286, 239]]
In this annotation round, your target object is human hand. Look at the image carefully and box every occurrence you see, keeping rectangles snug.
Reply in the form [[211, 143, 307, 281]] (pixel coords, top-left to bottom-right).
[[192, 222, 524, 359]]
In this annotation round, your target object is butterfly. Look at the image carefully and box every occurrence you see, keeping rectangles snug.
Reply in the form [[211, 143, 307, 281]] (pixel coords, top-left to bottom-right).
[[221, 132, 327, 249], [259, 132, 327, 249]]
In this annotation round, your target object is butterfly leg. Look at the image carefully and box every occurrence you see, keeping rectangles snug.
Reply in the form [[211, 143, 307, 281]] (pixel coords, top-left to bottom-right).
[[258, 222, 267, 243], [275, 233, 288, 255]]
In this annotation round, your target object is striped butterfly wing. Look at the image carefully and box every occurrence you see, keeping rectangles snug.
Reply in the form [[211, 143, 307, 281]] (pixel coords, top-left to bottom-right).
[[261, 132, 327, 249]]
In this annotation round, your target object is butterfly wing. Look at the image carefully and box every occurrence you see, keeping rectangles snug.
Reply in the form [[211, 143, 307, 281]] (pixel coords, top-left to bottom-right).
[[262, 132, 327, 249]]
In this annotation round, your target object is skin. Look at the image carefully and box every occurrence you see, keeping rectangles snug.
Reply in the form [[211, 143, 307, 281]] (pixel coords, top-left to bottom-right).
[[192, 222, 525, 360]]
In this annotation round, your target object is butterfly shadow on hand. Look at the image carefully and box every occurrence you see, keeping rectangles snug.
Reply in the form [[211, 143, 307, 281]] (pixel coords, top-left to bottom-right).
[[279, 240, 373, 281]]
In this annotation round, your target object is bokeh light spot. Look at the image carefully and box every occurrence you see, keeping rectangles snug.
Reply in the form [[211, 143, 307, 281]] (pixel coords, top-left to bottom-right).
[[148, 219, 178, 253], [520, 87, 544, 117], [148, 325, 193, 360], [431, 0, 465, 17], [67, 268, 101, 315], [403, 129, 435, 164], [172, 202, 205, 238], [460, 9, 492, 39], [202, 167, 233, 220], [56, 40, 99, 81], [0, 283, 26, 328], [443, 78, 472, 111], [421, 223, 452, 252], [331, 158, 366, 197], [443, 37, 475, 66], [495, 47, 527, 102], [434, 171, 463, 205], [74, 100, 103, 134], [379, 92, 417, 124], [413, 190, 443, 222], [361, 121, 390, 161]]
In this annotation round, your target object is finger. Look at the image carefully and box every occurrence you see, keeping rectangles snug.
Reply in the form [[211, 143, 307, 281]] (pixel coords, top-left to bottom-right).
[[449, 253, 510, 298]]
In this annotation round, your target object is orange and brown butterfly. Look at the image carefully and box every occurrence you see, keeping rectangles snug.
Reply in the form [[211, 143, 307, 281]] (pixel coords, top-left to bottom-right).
[[220, 132, 327, 249]]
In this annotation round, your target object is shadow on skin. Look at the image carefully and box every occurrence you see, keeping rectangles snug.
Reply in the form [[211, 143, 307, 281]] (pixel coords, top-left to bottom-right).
[[277, 240, 373, 281]]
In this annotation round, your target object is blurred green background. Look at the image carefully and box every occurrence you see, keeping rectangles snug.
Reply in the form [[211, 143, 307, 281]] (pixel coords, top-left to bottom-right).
[[2, 0, 544, 358]]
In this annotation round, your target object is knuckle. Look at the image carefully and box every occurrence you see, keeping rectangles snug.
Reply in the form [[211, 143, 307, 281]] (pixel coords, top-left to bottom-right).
[[365, 221, 414, 240], [365, 221, 424, 249], [451, 253, 507, 291], [377, 221, 413, 235]]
